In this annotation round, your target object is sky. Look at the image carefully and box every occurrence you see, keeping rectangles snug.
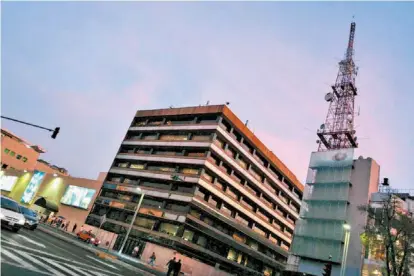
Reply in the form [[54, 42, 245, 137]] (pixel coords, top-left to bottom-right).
[[1, 2, 413, 190]]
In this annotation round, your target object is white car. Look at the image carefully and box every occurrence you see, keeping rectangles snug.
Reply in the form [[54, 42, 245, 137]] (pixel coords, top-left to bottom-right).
[[1, 195, 26, 232]]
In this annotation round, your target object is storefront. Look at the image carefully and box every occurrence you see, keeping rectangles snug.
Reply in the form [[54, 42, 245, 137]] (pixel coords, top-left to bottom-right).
[[0, 169, 103, 228]]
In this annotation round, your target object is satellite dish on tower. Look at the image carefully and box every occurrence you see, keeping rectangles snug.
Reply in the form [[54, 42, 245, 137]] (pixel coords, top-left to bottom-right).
[[325, 93, 333, 102]]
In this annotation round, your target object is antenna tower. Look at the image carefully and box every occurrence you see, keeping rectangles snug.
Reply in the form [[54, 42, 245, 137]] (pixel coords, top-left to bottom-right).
[[317, 22, 359, 151]]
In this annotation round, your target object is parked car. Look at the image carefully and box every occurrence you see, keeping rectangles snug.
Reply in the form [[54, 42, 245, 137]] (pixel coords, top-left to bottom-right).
[[19, 205, 39, 230], [0, 195, 26, 232], [77, 230, 100, 246]]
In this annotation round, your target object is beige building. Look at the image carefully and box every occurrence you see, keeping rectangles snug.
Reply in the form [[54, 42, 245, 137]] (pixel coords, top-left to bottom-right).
[[1, 128, 68, 176]]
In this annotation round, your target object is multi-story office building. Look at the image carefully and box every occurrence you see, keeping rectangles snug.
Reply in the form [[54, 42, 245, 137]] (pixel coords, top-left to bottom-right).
[[85, 105, 304, 276]]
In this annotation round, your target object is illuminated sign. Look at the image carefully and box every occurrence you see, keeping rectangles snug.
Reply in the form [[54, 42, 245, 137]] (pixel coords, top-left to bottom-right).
[[21, 171, 46, 203], [0, 175, 18, 191], [60, 185, 96, 209]]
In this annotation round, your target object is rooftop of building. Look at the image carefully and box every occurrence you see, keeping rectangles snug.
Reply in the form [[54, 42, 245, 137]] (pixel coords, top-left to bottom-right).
[[135, 104, 304, 191], [1, 128, 46, 153]]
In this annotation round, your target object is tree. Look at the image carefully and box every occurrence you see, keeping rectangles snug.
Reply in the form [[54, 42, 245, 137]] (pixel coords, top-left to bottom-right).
[[359, 193, 414, 276]]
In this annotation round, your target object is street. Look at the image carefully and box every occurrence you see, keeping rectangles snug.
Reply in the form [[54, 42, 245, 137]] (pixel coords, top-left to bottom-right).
[[1, 227, 145, 276]]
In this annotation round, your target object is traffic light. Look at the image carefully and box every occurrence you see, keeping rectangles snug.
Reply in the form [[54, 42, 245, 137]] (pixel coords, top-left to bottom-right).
[[51, 127, 60, 139], [322, 262, 332, 276]]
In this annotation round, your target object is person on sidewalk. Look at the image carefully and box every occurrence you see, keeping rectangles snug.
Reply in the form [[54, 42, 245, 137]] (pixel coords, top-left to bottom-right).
[[166, 257, 176, 276], [72, 223, 77, 233], [132, 245, 140, 257], [64, 221, 70, 231], [148, 252, 156, 267], [173, 259, 182, 276]]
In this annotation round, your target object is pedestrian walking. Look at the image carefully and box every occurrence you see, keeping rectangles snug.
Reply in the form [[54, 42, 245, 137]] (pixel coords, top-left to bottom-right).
[[72, 223, 77, 233], [132, 245, 140, 257], [173, 259, 182, 276], [148, 252, 156, 267], [64, 221, 70, 231], [166, 257, 176, 276]]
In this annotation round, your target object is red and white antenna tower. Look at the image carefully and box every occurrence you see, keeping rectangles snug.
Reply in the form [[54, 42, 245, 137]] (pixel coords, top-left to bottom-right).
[[317, 21, 359, 151]]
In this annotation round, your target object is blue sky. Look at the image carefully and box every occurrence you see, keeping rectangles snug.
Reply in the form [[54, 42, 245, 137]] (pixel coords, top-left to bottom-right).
[[2, 2, 413, 190]]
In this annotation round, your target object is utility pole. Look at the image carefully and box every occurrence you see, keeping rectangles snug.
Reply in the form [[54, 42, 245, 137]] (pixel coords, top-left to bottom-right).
[[1, 116, 60, 139]]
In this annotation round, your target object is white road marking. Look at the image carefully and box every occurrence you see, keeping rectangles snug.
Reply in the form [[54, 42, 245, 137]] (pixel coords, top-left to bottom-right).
[[1, 248, 38, 270], [86, 255, 119, 270], [12, 249, 65, 276], [18, 234, 46, 248], [41, 258, 79, 276], [1, 243, 121, 276], [0, 259, 53, 275], [63, 264, 96, 276]]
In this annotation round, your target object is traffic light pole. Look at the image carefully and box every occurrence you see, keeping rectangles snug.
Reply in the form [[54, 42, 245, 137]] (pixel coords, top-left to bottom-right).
[[1, 116, 60, 139]]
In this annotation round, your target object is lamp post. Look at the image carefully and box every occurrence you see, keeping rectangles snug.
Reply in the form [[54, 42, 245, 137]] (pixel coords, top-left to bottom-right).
[[118, 188, 145, 254], [340, 224, 351, 276]]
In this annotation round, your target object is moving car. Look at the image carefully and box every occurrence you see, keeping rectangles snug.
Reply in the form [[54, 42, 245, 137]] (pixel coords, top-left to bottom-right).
[[19, 205, 39, 230], [77, 230, 100, 246], [0, 195, 26, 232]]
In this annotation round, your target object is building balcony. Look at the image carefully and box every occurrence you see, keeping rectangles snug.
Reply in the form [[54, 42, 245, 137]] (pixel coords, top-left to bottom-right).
[[129, 124, 219, 132], [215, 127, 302, 206], [196, 178, 293, 244], [204, 160, 295, 231], [210, 144, 300, 219]]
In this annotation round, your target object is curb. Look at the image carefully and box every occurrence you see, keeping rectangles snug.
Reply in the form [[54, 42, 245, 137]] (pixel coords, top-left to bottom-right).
[[37, 225, 156, 276]]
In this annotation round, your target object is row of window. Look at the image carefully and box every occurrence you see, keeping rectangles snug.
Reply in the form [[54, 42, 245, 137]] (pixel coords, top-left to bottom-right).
[[133, 114, 219, 127], [126, 131, 214, 142], [3, 148, 28, 163], [218, 119, 302, 198], [111, 157, 295, 233], [207, 149, 301, 216], [88, 203, 282, 275], [119, 146, 207, 158], [96, 179, 288, 263], [114, 159, 202, 176], [195, 186, 294, 243]]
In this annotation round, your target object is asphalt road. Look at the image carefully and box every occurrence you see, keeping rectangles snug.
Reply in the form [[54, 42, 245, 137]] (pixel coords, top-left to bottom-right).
[[1, 226, 145, 276]]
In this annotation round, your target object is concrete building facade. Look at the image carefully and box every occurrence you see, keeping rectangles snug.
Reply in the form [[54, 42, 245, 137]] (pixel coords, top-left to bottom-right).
[[288, 154, 380, 276], [85, 105, 304, 276]]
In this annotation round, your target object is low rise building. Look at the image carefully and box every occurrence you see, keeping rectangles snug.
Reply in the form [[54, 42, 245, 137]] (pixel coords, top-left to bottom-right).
[[0, 168, 102, 229], [1, 128, 68, 176]]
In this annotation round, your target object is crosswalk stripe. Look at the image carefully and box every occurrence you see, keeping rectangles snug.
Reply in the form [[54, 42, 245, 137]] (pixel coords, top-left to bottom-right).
[[18, 234, 46, 248], [12, 250, 65, 276], [41, 258, 79, 276], [63, 264, 96, 276], [1, 243, 116, 274], [1, 248, 38, 270]]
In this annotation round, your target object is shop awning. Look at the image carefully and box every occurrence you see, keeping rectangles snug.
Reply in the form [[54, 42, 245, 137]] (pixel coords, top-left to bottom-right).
[[34, 197, 59, 212]]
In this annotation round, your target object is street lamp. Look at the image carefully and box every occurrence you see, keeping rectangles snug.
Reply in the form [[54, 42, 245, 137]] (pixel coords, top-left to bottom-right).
[[340, 224, 351, 276], [118, 187, 145, 254]]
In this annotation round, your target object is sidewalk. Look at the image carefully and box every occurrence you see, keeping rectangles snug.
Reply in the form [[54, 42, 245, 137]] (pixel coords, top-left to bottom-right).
[[37, 223, 166, 276]]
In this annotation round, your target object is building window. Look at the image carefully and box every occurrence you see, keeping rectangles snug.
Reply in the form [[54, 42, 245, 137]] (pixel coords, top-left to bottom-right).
[[182, 229, 194, 241], [22, 157, 28, 162], [10, 151, 15, 157], [159, 223, 179, 236], [4, 148, 10, 154], [130, 164, 145, 170], [16, 155, 22, 160], [135, 217, 156, 230]]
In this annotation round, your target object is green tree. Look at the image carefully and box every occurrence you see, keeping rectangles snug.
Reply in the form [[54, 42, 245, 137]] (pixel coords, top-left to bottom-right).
[[359, 194, 414, 276]]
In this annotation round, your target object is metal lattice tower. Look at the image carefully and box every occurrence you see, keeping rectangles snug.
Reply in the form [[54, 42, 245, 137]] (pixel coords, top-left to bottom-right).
[[317, 22, 359, 151]]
